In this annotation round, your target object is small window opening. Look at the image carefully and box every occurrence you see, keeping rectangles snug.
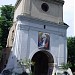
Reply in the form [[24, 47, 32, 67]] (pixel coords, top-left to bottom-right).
[[44, 25, 46, 29], [41, 3, 49, 12]]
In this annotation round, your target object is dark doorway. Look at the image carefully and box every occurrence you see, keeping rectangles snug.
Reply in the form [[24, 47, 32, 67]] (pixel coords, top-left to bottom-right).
[[31, 51, 54, 75]]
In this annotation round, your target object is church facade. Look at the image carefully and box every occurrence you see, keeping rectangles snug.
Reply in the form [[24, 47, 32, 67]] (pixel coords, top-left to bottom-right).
[[5, 0, 68, 75]]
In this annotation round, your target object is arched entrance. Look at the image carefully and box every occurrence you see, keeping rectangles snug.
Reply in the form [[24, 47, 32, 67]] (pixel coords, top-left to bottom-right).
[[31, 50, 54, 75]]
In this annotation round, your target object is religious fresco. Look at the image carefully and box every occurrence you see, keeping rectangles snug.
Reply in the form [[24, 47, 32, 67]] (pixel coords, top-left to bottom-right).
[[38, 32, 50, 50]]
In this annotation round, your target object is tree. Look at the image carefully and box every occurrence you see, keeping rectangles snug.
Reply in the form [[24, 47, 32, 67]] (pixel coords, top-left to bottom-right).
[[67, 37, 75, 72], [0, 5, 14, 21], [0, 5, 14, 47], [0, 5, 14, 59]]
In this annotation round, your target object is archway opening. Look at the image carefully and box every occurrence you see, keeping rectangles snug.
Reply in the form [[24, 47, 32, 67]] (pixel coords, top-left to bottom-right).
[[31, 51, 54, 75]]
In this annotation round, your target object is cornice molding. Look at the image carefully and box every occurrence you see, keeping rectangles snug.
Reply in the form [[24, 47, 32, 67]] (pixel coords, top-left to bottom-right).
[[17, 15, 69, 29], [41, 0, 64, 5]]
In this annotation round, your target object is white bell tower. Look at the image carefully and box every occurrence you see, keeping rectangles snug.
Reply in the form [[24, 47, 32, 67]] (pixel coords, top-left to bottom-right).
[[14, 0, 64, 23], [6, 0, 68, 75]]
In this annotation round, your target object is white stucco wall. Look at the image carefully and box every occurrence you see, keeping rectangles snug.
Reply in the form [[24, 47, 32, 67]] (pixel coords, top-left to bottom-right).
[[14, 0, 63, 23], [15, 16, 67, 66], [23, 0, 31, 15], [31, 0, 63, 23], [19, 30, 28, 59], [5, 15, 68, 71], [50, 34, 66, 66], [29, 30, 38, 56], [14, 0, 24, 21], [27, 30, 66, 66]]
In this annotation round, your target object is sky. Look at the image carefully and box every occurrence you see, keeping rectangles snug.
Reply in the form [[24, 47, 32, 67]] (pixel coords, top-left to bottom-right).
[[63, 0, 74, 37], [0, 0, 74, 37]]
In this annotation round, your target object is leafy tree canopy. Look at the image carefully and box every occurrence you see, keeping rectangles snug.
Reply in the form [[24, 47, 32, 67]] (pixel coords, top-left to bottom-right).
[[0, 5, 14, 59], [67, 37, 75, 71], [0, 5, 14, 21]]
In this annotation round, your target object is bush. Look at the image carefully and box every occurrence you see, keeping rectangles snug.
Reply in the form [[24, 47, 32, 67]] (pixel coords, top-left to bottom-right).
[[61, 62, 72, 69]]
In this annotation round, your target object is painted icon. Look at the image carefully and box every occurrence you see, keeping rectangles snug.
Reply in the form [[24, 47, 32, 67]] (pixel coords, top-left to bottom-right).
[[38, 32, 50, 50]]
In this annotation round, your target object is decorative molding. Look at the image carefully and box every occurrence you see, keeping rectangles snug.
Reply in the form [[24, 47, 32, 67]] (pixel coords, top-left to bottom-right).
[[17, 15, 69, 29], [17, 24, 29, 31], [17, 24, 66, 37], [41, 0, 64, 5]]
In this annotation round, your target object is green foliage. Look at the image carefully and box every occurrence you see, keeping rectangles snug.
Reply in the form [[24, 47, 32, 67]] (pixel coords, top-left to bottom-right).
[[61, 62, 72, 69], [67, 37, 75, 71], [67, 37, 75, 56], [0, 5, 14, 21], [0, 5, 14, 60], [18, 58, 35, 75], [0, 5, 14, 47]]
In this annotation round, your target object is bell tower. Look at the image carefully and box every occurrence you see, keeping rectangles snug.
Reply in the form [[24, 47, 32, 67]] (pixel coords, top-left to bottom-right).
[[14, 0, 64, 23], [6, 0, 68, 75], [31, 0, 64, 23]]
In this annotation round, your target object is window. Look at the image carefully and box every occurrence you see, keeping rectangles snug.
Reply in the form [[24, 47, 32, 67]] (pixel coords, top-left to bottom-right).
[[41, 3, 49, 12]]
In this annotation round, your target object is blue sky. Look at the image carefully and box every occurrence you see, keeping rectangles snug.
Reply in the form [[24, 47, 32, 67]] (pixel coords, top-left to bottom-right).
[[0, 0, 74, 37]]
